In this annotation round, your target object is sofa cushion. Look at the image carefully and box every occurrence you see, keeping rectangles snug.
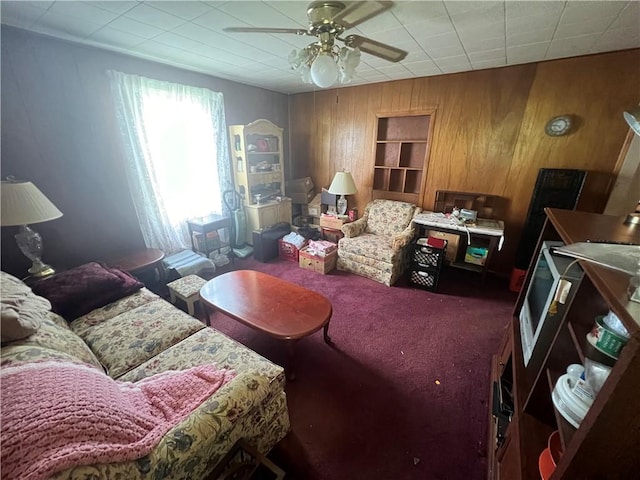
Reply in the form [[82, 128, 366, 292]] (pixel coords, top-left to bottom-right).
[[32, 262, 144, 320], [119, 327, 285, 398], [1, 311, 103, 370], [70, 288, 160, 339], [365, 200, 417, 236], [72, 299, 206, 378], [337, 233, 400, 264]]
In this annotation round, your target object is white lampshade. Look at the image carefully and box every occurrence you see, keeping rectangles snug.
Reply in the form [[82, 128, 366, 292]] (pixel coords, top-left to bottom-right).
[[310, 52, 339, 88], [1, 180, 63, 226], [624, 106, 640, 136], [328, 171, 357, 196]]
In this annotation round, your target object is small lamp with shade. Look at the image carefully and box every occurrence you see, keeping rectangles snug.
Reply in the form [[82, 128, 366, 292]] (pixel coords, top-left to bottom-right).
[[1, 177, 63, 278], [328, 170, 357, 215]]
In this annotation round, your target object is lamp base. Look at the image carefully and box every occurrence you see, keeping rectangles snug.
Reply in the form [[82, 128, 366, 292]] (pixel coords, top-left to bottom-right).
[[337, 195, 347, 215], [16, 225, 55, 277]]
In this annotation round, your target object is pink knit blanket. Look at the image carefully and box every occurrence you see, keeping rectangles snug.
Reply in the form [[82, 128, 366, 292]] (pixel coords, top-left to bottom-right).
[[1, 361, 236, 480]]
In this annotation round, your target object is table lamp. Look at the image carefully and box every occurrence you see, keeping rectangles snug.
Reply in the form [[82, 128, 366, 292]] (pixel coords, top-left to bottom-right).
[[328, 171, 357, 215], [1, 178, 63, 277]]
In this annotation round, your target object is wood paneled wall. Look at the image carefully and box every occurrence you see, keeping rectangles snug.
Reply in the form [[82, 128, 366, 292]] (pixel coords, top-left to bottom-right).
[[289, 49, 640, 274], [1, 27, 288, 276]]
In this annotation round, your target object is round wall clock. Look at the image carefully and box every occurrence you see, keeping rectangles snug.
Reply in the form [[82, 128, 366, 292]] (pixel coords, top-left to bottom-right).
[[545, 115, 572, 136]]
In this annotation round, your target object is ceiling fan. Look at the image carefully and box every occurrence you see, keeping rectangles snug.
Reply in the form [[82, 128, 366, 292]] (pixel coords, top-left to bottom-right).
[[224, 1, 408, 88]]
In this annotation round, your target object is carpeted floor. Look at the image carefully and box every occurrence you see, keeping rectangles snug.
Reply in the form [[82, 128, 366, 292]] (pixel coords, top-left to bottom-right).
[[199, 256, 516, 480]]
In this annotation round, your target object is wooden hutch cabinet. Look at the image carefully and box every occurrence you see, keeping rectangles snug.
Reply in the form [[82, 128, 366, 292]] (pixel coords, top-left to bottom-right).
[[228, 119, 291, 245], [488, 208, 640, 479]]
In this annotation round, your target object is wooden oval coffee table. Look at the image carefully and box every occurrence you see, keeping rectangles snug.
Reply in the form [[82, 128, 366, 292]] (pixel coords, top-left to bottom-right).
[[200, 270, 333, 380]]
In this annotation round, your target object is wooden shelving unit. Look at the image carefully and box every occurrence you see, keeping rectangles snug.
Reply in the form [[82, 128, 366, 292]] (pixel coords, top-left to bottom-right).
[[488, 208, 640, 480], [372, 112, 434, 204], [228, 119, 291, 245]]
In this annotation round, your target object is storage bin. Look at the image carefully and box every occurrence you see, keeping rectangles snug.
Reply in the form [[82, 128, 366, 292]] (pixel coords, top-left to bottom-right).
[[409, 267, 441, 292], [278, 239, 305, 262], [412, 243, 445, 269]]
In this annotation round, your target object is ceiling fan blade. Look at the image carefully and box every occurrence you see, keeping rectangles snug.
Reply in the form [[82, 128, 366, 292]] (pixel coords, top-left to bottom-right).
[[330, 1, 393, 29], [342, 34, 407, 62], [224, 27, 310, 36]]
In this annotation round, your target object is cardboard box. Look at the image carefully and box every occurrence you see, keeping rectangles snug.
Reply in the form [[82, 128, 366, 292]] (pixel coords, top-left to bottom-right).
[[286, 176, 314, 193], [289, 190, 315, 205], [320, 214, 349, 230], [299, 247, 337, 274], [425, 230, 459, 264], [465, 245, 489, 266]]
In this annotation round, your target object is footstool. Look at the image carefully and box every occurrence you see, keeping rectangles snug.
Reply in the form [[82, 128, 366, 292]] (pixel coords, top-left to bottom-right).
[[167, 274, 207, 316]]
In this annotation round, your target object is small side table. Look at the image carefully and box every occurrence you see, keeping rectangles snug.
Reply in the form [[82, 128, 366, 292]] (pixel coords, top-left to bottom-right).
[[187, 214, 233, 262], [167, 274, 207, 317], [102, 248, 165, 277]]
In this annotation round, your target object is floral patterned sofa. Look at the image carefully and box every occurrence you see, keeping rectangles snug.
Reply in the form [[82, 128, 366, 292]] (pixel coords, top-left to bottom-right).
[[0, 267, 290, 479], [337, 199, 421, 286]]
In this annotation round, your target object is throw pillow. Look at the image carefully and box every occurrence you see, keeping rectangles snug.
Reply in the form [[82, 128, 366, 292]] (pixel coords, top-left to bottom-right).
[[32, 262, 144, 320], [1, 304, 42, 342]]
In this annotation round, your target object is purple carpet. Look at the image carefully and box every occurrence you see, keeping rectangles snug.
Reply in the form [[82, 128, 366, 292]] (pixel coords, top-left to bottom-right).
[[204, 256, 516, 480]]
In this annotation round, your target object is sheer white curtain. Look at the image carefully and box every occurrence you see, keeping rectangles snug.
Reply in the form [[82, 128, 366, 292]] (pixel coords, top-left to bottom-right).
[[108, 71, 232, 253]]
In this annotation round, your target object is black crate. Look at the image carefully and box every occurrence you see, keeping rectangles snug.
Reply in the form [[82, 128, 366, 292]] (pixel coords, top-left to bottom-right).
[[409, 267, 441, 292], [412, 244, 446, 269]]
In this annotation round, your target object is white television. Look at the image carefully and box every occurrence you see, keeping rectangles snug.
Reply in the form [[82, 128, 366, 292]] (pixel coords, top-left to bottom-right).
[[519, 241, 584, 367]]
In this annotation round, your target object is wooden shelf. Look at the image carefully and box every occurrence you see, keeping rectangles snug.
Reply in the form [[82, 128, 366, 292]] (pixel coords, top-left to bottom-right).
[[488, 209, 640, 480], [372, 112, 434, 204]]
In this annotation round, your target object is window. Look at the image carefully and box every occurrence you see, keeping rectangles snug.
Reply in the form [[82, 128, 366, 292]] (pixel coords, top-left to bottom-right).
[[109, 71, 231, 253]]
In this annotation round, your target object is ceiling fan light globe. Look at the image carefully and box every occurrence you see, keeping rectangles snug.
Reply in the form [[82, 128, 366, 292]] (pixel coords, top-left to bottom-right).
[[310, 52, 339, 88]]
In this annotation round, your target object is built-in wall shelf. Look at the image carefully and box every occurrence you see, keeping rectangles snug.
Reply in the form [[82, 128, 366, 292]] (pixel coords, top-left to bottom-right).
[[372, 112, 434, 204]]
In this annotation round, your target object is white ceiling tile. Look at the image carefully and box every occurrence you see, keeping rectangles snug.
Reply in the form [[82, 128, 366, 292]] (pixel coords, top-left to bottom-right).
[[124, 3, 186, 30], [462, 36, 505, 53], [445, 1, 502, 16], [468, 47, 506, 62], [391, 1, 449, 26], [32, 11, 103, 38], [592, 26, 640, 51], [506, 14, 560, 35], [153, 32, 206, 51], [609, 2, 640, 30], [49, 1, 119, 24], [471, 58, 507, 69], [151, 1, 215, 21], [1, 0, 637, 95], [546, 33, 601, 59], [0, 2, 47, 28], [505, 1, 565, 20], [108, 16, 165, 38], [507, 28, 556, 45], [416, 31, 461, 49], [348, 10, 403, 35], [555, 16, 619, 40], [216, 1, 300, 29], [136, 40, 189, 60], [560, 1, 628, 23], [365, 26, 416, 45], [426, 42, 466, 59], [89, 26, 147, 48], [89, 1, 138, 15], [404, 16, 457, 39], [449, 4, 505, 29], [434, 55, 471, 68], [507, 42, 549, 60]]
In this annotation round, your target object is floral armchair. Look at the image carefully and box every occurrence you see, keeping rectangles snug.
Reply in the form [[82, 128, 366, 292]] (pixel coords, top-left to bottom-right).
[[337, 199, 422, 286]]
